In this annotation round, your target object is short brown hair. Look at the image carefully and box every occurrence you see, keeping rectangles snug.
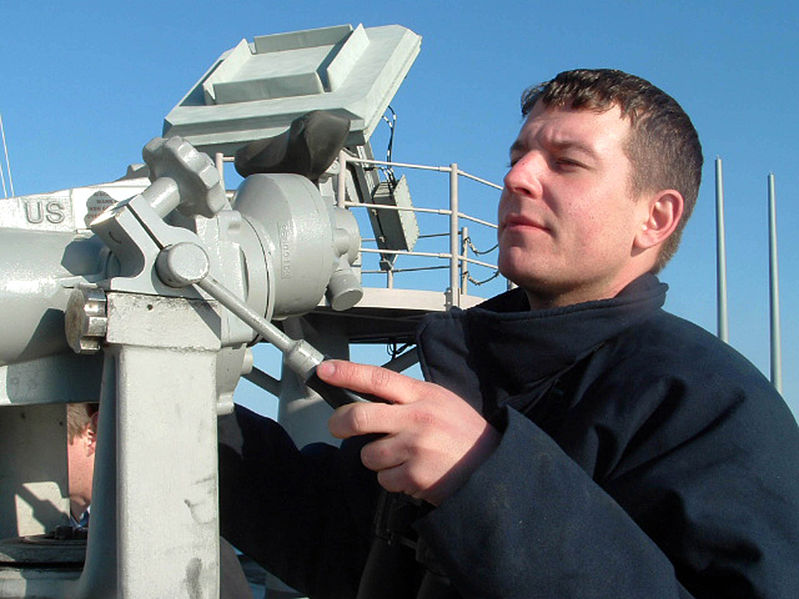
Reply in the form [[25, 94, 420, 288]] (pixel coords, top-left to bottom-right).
[[67, 402, 99, 443], [521, 69, 703, 271]]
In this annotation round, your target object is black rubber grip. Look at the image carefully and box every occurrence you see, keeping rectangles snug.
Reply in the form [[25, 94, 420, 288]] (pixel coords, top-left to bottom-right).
[[305, 369, 386, 409]]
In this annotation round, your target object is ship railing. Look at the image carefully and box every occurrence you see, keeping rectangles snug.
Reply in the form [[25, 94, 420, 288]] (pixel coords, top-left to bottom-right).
[[338, 152, 505, 308], [217, 152, 506, 309]]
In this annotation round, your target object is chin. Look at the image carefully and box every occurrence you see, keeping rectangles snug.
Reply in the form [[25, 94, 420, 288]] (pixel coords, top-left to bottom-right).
[[498, 253, 544, 289], [497, 257, 521, 286]]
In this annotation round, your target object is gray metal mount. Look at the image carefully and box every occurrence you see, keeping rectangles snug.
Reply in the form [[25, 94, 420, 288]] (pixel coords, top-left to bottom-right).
[[0, 21, 427, 598], [163, 24, 422, 155]]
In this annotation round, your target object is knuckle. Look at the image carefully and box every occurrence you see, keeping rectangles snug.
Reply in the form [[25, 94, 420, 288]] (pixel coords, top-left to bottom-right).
[[349, 404, 371, 433], [369, 366, 393, 390], [410, 406, 436, 428]]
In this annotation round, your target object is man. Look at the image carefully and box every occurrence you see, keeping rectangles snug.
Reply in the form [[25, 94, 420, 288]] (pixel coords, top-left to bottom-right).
[[219, 69, 799, 598], [66, 402, 99, 528]]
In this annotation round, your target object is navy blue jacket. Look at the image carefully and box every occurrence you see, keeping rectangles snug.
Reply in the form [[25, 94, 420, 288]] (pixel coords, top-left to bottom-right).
[[219, 274, 799, 598]]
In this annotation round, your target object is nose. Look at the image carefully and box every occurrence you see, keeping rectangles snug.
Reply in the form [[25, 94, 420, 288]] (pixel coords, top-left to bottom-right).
[[503, 152, 544, 198]]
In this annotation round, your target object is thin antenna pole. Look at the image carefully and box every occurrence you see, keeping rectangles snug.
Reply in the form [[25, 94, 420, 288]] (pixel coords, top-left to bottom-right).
[[0, 114, 8, 198], [0, 114, 14, 197], [767, 173, 782, 393], [715, 157, 729, 342], [0, 146, 6, 198]]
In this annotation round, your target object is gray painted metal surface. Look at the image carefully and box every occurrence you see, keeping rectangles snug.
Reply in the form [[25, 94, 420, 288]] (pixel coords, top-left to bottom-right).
[[715, 158, 729, 342], [163, 24, 422, 155], [81, 294, 223, 599], [0, 22, 503, 598], [768, 173, 782, 393], [0, 133, 365, 596], [369, 174, 419, 261]]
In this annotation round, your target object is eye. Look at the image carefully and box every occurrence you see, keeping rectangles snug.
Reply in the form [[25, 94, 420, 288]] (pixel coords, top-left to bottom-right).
[[508, 152, 524, 166], [554, 156, 585, 170]]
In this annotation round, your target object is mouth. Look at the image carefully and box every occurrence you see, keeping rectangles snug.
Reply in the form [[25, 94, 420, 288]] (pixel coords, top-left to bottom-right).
[[501, 214, 550, 233]]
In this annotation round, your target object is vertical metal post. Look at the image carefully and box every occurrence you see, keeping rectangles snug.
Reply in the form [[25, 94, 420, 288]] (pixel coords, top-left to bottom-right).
[[461, 226, 469, 296], [337, 150, 347, 209], [715, 158, 729, 342], [214, 152, 226, 194], [0, 129, 7, 198], [0, 114, 14, 197], [768, 173, 782, 393], [75, 357, 118, 597], [449, 163, 460, 308], [79, 293, 222, 599]]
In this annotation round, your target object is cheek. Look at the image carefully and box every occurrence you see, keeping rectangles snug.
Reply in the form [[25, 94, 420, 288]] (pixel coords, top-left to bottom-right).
[[560, 203, 597, 245], [497, 191, 510, 222], [581, 211, 636, 258]]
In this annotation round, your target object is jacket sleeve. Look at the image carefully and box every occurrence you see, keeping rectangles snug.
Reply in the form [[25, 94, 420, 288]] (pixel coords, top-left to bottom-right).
[[218, 405, 379, 598], [413, 392, 799, 599]]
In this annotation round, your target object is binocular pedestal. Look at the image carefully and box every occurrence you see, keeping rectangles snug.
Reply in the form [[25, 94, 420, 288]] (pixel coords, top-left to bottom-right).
[[1, 292, 225, 599]]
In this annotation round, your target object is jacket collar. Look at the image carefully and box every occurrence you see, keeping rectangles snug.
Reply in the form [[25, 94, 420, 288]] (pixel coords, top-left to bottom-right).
[[416, 274, 667, 411]]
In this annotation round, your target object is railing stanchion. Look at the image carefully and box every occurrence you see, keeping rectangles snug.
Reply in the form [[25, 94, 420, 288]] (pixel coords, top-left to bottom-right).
[[215, 152, 226, 193], [340, 155, 500, 301], [337, 150, 348, 209], [461, 226, 469, 296], [449, 163, 460, 308]]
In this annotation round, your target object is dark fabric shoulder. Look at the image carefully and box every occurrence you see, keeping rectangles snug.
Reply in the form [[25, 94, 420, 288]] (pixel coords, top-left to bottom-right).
[[581, 311, 799, 597], [602, 309, 772, 384], [593, 309, 788, 431], [552, 308, 798, 479]]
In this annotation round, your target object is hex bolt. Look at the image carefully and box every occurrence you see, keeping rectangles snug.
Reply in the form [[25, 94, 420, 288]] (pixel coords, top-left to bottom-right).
[[64, 288, 108, 354]]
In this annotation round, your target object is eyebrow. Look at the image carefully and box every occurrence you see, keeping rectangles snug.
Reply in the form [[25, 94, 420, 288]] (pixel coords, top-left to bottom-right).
[[509, 140, 526, 156], [509, 137, 599, 160], [549, 139, 598, 159]]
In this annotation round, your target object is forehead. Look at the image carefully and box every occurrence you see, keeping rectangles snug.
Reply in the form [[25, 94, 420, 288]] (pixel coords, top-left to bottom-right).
[[513, 101, 632, 156]]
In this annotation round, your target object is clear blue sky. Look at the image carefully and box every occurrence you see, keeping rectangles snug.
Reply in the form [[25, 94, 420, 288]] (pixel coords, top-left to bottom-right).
[[1, 1, 796, 418]]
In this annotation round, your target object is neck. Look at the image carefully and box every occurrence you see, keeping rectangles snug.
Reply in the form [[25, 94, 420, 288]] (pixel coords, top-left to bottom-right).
[[522, 268, 653, 310], [524, 283, 623, 311]]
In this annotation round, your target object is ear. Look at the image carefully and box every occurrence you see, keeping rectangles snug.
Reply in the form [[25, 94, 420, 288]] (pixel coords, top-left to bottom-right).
[[634, 190, 684, 250]]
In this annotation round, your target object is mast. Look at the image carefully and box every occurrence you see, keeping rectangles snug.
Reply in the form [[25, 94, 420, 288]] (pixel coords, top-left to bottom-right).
[[0, 114, 14, 198], [767, 173, 782, 393], [715, 157, 729, 342]]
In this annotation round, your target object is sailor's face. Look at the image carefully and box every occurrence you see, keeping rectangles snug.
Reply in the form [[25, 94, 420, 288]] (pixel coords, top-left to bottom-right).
[[498, 101, 650, 308]]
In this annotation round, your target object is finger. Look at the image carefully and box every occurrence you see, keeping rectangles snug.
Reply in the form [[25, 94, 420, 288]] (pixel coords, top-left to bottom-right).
[[376, 464, 419, 497], [316, 360, 421, 405], [328, 401, 402, 439], [359, 434, 407, 472]]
